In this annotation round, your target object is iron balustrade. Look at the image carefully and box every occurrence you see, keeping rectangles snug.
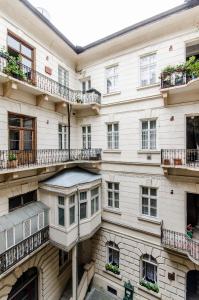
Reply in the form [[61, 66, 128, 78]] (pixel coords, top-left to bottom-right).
[[0, 54, 101, 104], [0, 226, 49, 275], [161, 149, 199, 168], [161, 71, 198, 89], [161, 228, 199, 262], [0, 149, 102, 170]]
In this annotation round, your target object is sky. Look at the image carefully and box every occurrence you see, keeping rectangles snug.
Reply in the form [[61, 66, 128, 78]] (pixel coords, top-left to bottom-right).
[[28, 0, 184, 46]]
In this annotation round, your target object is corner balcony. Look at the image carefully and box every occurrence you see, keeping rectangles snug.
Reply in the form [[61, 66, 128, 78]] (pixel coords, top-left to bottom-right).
[[0, 148, 102, 175], [0, 54, 101, 114], [160, 71, 199, 106], [161, 149, 199, 177], [161, 228, 199, 264]]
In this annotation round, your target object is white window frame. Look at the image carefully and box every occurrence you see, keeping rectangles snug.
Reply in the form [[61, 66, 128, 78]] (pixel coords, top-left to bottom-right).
[[58, 123, 68, 150], [106, 65, 119, 93], [38, 212, 44, 230], [58, 65, 69, 88], [141, 254, 157, 283], [107, 122, 119, 150], [107, 182, 119, 209], [82, 77, 91, 93], [140, 119, 157, 150], [5, 227, 15, 249], [79, 191, 87, 220], [141, 186, 158, 218], [69, 194, 76, 226], [91, 187, 99, 216], [58, 196, 65, 227], [107, 242, 120, 267], [82, 125, 91, 149], [140, 52, 157, 87], [23, 219, 31, 239]]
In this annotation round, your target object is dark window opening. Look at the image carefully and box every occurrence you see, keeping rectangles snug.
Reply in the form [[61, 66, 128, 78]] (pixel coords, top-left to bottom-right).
[[9, 190, 37, 212], [107, 286, 117, 296]]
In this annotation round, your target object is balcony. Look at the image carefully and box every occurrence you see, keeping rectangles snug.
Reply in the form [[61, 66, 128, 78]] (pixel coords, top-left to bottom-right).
[[161, 228, 199, 264], [161, 149, 199, 176], [0, 201, 49, 276], [0, 53, 101, 113], [0, 148, 102, 173], [160, 70, 199, 106]]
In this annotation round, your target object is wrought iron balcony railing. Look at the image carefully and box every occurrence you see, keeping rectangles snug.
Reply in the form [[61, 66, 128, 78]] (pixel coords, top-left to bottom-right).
[[161, 228, 199, 262], [0, 53, 101, 105], [0, 226, 49, 275], [161, 71, 198, 89], [161, 149, 199, 168], [0, 148, 102, 171]]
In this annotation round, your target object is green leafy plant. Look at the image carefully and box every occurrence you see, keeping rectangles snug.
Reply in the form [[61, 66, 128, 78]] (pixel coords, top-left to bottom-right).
[[105, 263, 120, 275], [8, 153, 17, 161], [140, 279, 159, 293], [2, 50, 27, 81]]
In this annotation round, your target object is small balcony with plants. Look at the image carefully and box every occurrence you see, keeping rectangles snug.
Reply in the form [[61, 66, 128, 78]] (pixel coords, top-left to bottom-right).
[[0, 48, 101, 114], [160, 56, 199, 105]]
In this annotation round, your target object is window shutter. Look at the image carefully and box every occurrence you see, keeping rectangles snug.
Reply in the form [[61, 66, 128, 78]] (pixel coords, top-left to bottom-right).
[[23, 219, 31, 238], [6, 228, 14, 249]]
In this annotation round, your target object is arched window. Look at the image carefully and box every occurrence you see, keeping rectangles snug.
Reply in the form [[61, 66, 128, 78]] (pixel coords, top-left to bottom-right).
[[141, 254, 157, 283], [107, 241, 119, 267]]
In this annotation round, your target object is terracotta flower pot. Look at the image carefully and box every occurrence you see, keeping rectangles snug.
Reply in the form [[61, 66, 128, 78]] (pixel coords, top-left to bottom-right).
[[7, 160, 18, 169], [163, 159, 170, 165], [173, 158, 182, 166]]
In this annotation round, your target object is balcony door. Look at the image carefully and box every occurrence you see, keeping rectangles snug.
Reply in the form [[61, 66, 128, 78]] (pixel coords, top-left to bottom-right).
[[186, 116, 199, 163], [187, 270, 199, 300], [58, 66, 69, 98], [8, 113, 36, 165]]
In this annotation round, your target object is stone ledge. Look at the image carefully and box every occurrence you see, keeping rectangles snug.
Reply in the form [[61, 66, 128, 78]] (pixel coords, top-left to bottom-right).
[[138, 284, 162, 299], [103, 269, 122, 280]]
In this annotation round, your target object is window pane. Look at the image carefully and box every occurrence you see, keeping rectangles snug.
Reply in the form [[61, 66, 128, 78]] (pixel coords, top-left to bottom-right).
[[21, 44, 32, 59], [80, 192, 87, 201], [91, 199, 95, 215], [21, 57, 32, 68], [80, 202, 87, 219], [150, 188, 157, 196], [70, 206, 75, 225], [9, 196, 22, 211], [9, 115, 21, 127], [142, 187, 148, 195], [58, 196, 65, 206], [23, 118, 33, 128], [114, 183, 119, 190], [8, 35, 20, 51], [58, 207, 65, 226]]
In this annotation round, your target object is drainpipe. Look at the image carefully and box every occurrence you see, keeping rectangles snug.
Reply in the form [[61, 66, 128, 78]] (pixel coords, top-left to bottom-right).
[[76, 186, 80, 300], [67, 103, 72, 160]]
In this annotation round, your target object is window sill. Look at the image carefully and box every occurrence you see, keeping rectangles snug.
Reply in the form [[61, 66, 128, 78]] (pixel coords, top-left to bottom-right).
[[137, 216, 161, 225], [137, 150, 160, 154], [103, 269, 122, 280], [136, 83, 159, 90], [138, 285, 161, 299], [103, 91, 121, 97], [103, 207, 122, 215], [103, 149, 121, 154]]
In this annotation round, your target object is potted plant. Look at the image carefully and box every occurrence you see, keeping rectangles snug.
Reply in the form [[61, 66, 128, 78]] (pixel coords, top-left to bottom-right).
[[161, 65, 176, 88], [3, 55, 27, 81], [105, 263, 120, 275], [187, 224, 193, 239], [163, 159, 170, 165], [140, 279, 159, 293], [7, 153, 18, 169], [173, 158, 182, 165]]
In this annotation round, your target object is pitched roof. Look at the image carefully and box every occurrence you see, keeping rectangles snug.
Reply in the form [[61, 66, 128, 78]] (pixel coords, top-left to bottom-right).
[[42, 167, 101, 188]]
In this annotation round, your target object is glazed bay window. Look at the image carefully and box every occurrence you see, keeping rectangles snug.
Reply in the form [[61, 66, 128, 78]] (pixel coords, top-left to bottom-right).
[[58, 124, 68, 150], [107, 182, 119, 209], [82, 125, 91, 149], [140, 53, 156, 87], [91, 187, 99, 215], [107, 123, 119, 149], [107, 242, 119, 266], [69, 194, 75, 225], [80, 191, 87, 220], [58, 196, 65, 226], [142, 254, 157, 283], [106, 65, 118, 93], [141, 119, 156, 150], [141, 187, 157, 217]]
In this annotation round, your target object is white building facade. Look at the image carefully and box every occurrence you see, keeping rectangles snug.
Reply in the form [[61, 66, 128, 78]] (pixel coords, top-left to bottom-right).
[[0, 0, 199, 299]]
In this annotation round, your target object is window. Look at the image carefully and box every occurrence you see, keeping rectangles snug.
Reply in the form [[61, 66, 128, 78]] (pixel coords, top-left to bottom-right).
[[141, 187, 157, 217], [107, 182, 119, 209], [107, 242, 119, 267], [58, 196, 65, 226], [8, 113, 36, 152], [9, 190, 37, 212], [6, 228, 15, 249], [106, 65, 118, 93], [59, 250, 69, 270], [69, 194, 75, 225], [80, 191, 87, 220], [141, 254, 157, 283], [58, 124, 68, 150], [91, 187, 99, 215], [140, 53, 156, 87], [58, 66, 69, 97], [23, 219, 31, 238], [82, 125, 91, 149], [38, 212, 44, 230], [7, 32, 34, 79], [107, 123, 119, 149], [141, 119, 156, 150], [82, 78, 91, 93]]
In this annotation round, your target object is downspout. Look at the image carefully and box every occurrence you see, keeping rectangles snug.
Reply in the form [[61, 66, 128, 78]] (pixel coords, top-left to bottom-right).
[[76, 186, 80, 300], [67, 103, 72, 160]]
